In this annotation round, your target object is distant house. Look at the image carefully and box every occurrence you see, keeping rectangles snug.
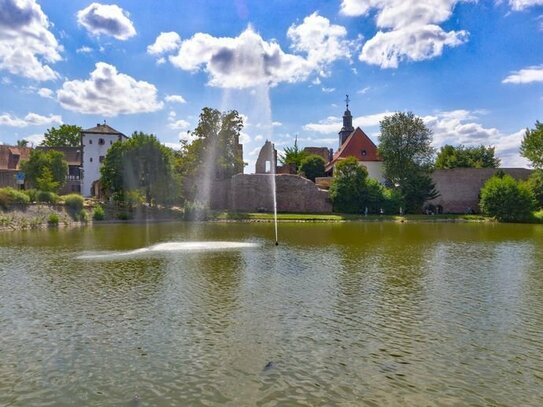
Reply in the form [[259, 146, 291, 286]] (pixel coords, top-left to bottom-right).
[[36, 146, 83, 194], [0, 145, 32, 189], [324, 100, 385, 183], [81, 123, 128, 197]]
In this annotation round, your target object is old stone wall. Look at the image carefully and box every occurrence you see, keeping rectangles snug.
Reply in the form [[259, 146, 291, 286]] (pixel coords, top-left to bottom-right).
[[230, 174, 332, 213], [428, 168, 533, 213]]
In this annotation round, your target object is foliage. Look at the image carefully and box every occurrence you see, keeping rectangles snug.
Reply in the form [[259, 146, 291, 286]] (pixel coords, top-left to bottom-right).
[[92, 205, 105, 220], [62, 194, 84, 212], [37, 191, 59, 203], [41, 124, 82, 147], [0, 187, 30, 209], [79, 209, 89, 223], [479, 175, 536, 222], [329, 157, 369, 213], [378, 112, 437, 212], [184, 200, 209, 221], [175, 107, 244, 183], [520, 121, 543, 169], [280, 137, 308, 172], [524, 169, 543, 209], [299, 154, 326, 182], [21, 149, 67, 192], [17, 139, 29, 147], [100, 132, 176, 205], [382, 187, 405, 214], [435, 144, 500, 169], [24, 189, 38, 202], [117, 212, 131, 220], [47, 213, 59, 225]]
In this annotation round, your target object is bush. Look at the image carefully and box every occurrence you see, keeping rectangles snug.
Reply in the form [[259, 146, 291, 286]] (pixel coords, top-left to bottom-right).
[[62, 194, 84, 212], [47, 213, 59, 225], [37, 190, 59, 204], [92, 205, 105, 221], [24, 189, 38, 202], [0, 187, 30, 209], [117, 212, 131, 220], [525, 169, 543, 210], [79, 209, 89, 223], [299, 154, 326, 182], [184, 201, 208, 221], [480, 175, 537, 222]]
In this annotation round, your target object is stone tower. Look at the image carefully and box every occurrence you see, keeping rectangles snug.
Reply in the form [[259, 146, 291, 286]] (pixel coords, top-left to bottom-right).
[[338, 94, 354, 147]]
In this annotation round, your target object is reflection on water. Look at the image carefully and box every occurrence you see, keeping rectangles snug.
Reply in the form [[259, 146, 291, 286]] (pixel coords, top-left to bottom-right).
[[1, 222, 543, 406]]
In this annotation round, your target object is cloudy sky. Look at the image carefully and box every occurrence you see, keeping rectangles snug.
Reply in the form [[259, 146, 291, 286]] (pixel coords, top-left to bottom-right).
[[1, 0, 542, 170]]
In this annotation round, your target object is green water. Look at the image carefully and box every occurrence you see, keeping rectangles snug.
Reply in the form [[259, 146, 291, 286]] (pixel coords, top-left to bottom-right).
[[1, 222, 543, 406]]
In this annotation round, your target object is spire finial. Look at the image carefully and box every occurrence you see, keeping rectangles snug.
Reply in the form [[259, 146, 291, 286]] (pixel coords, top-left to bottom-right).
[[345, 94, 350, 110]]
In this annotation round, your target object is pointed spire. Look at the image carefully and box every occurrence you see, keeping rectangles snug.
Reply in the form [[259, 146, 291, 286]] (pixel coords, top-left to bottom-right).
[[339, 95, 354, 147], [345, 94, 350, 110]]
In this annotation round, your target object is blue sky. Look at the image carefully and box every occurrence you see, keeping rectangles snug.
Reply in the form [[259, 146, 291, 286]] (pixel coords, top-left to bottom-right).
[[1, 0, 543, 170]]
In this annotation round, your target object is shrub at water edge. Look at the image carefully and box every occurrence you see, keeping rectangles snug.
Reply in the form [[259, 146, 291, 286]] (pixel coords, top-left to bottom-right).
[[524, 169, 543, 210], [0, 187, 30, 209], [62, 194, 84, 212], [47, 213, 59, 225], [37, 191, 60, 204], [92, 205, 105, 221], [480, 175, 537, 222]]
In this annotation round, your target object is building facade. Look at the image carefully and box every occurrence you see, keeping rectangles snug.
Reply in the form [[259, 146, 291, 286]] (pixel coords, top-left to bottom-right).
[[81, 123, 128, 197]]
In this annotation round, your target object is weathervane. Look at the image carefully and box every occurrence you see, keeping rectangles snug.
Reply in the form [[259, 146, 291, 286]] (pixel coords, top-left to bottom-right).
[[345, 94, 350, 109]]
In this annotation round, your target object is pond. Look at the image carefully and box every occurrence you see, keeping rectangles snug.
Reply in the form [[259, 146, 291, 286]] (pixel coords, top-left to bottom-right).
[[1, 221, 543, 406]]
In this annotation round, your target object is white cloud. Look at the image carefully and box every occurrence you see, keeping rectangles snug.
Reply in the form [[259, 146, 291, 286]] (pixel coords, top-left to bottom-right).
[[254, 135, 263, 141], [165, 94, 186, 104], [0, 0, 62, 80], [239, 131, 251, 143], [508, 0, 543, 10], [147, 32, 181, 55], [57, 62, 163, 116], [37, 87, 53, 98], [340, 0, 468, 68], [0, 112, 62, 127], [502, 65, 543, 84], [77, 3, 136, 41], [304, 112, 390, 134], [322, 87, 336, 93], [76, 46, 93, 54], [423, 110, 529, 167], [272, 121, 282, 127], [168, 119, 190, 130], [160, 13, 352, 89], [357, 86, 371, 94]]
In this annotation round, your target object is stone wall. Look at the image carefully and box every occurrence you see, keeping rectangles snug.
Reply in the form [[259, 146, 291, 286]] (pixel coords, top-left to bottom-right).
[[428, 168, 533, 213], [230, 174, 332, 213]]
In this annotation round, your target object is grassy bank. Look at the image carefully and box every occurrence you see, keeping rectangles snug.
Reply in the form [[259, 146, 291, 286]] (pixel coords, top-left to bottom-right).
[[211, 212, 491, 223]]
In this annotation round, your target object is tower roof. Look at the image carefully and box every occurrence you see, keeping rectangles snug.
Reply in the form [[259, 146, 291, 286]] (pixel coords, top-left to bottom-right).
[[326, 127, 381, 172], [82, 123, 127, 138]]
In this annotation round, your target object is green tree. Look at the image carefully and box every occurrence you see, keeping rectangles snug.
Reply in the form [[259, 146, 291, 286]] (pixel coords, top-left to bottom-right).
[[101, 132, 176, 205], [16, 139, 29, 147], [480, 175, 536, 222], [280, 137, 308, 172], [20, 150, 67, 192], [378, 111, 437, 212], [330, 157, 368, 213], [177, 108, 244, 180], [41, 124, 82, 147], [524, 169, 543, 209], [435, 144, 500, 169], [299, 154, 325, 182], [520, 121, 543, 168]]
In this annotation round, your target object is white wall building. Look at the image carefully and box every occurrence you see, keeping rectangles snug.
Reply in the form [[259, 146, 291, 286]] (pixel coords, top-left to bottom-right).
[[81, 123, 128, 197]]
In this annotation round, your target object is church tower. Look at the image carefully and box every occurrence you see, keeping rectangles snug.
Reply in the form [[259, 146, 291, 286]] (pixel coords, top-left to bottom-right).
[[338, 94, 354, 146]]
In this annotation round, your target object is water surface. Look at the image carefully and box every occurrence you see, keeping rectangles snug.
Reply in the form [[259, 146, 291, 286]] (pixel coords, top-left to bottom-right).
[[1, 222, 542, 406]]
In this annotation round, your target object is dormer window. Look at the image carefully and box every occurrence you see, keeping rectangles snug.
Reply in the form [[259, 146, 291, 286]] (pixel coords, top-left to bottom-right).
[[98, 138, 105, 145]]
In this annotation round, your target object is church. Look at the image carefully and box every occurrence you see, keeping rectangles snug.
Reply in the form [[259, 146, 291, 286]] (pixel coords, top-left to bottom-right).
[[324, 96, 385, 183]]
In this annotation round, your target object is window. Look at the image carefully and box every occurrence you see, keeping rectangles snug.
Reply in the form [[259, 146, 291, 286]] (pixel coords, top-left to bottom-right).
[[90, 157, 93, 163], [110, 140, 113, 145], [99, 156, 105, 163], [361, 149, 367, 156], [89, 139, 93, 144], [98, 138, 105, 145]]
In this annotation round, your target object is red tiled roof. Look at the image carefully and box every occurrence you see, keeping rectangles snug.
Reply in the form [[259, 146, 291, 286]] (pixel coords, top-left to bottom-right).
[[325, 127, 381, 171], [0, 145, 32, 170]]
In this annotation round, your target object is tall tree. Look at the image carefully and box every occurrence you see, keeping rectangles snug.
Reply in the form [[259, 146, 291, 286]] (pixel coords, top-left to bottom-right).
[[101, 132, 176, 205], [176, 107, 244, 180], [41, 124, 82, 147], [378, 112, 438, 212], [280, 137, 307, 172], [435, 144, 500, 169], [20, 150, 68, 192], [16, 139, 29, 147], [520, 121, 543, 168]]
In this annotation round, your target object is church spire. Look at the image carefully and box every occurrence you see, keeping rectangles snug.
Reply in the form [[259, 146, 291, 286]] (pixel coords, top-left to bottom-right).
[[339, 94, 354, 146]]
